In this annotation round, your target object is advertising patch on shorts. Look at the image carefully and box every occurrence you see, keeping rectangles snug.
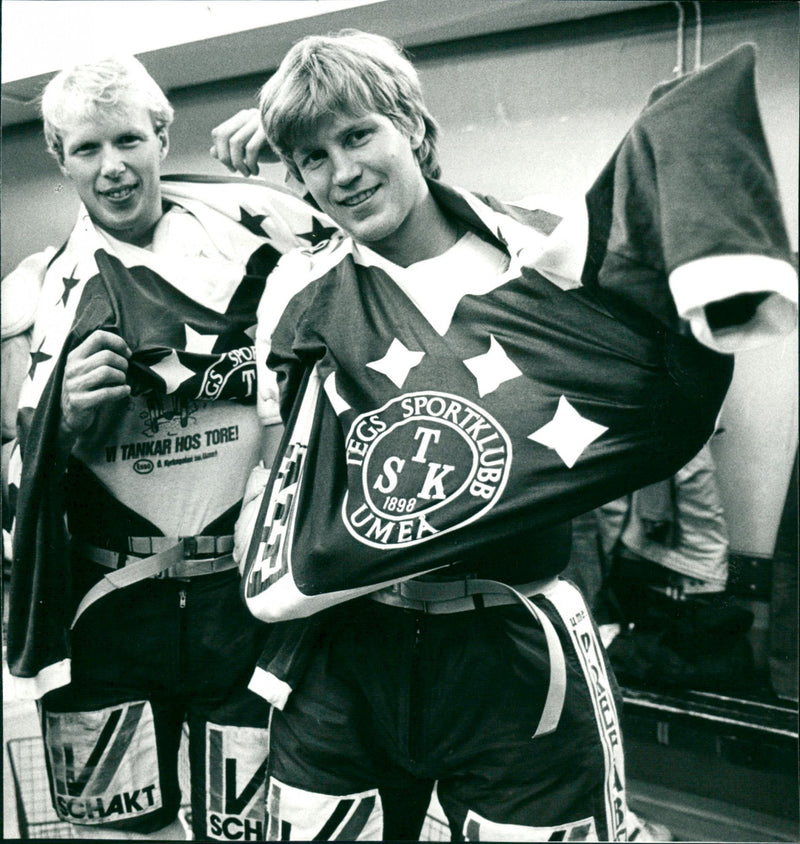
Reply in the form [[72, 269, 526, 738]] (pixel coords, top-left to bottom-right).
[[267, 778, 383, 841], [44, 700, 161, 825], [206, 723, 270, 841], [463, 809, 598, 841]]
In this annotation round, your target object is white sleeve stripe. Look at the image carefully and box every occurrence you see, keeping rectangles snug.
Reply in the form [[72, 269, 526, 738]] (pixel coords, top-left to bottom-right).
[[669, 254, 797, 353], [7, 659, 71, 700], [669, 253, 798, 313], [247, 665, 293, 710]]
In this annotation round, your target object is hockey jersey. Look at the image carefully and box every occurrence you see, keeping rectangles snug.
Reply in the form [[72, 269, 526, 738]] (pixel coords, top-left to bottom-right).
[[241, 44, 797, 623], [7, 175, 335, 696]]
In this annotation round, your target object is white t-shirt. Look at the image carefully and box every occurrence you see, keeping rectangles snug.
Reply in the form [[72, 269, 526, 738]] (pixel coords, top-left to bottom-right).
[[72, 207, 261, 536]]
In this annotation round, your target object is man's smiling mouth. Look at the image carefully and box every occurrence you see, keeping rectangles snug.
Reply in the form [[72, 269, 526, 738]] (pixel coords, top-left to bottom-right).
[[101, 185, 137, 201], [339, 186, 378, 207]]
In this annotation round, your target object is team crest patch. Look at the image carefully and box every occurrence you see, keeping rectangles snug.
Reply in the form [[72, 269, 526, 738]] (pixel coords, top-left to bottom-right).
[[343, 391, 512, 548], [197, 346, 258, 401]]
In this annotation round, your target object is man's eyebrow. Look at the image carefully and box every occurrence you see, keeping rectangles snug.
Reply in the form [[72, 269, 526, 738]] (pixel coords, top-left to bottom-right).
[[293, 116, 370, 155], [67, 138, 95, 151], [292, 142, 316, 158]]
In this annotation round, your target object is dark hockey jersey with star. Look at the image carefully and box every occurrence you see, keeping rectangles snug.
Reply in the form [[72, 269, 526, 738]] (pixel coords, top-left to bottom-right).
[[241, 44, 796, 622], [7, 175, 335, 696]]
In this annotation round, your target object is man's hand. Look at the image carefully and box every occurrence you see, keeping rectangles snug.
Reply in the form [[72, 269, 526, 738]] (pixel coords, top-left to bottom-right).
[[210, 109, 273, 177], [61, 330, 131, 441]]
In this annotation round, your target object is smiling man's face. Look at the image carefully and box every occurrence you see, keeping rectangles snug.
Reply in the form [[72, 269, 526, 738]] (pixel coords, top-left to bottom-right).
[[58, 100, 168, 246], [292, 111, 429, 262]]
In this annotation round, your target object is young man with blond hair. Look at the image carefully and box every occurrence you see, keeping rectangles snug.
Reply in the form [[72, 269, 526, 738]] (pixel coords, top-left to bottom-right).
[[214, 31, 795, 841], [8, 54, 331, 840]]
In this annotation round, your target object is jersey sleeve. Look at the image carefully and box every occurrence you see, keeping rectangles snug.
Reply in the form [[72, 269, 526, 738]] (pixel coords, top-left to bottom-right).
[[1, 247, 55, 340], [584, 43, 797, 353], [256, 236, 350, 425], [255, 252, 309, 425]]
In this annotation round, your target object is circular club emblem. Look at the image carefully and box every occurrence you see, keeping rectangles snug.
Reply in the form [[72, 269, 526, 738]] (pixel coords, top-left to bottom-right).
[[343, 392, 511, 548]]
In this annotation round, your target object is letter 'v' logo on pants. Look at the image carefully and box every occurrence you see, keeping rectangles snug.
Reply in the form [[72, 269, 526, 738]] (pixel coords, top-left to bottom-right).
[[49, 703, 146, 797], [206, 723, 270, 841], [45, 701, 162, 823]]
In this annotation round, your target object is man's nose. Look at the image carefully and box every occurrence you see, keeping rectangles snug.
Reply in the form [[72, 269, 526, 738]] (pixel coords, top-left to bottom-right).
[[331, 150, 360, 186], [100, 147, 126, 179]]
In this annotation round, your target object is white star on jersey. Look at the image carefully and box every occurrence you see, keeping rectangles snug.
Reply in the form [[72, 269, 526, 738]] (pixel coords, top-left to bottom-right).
[[528, 396, 608, 468], [149, 351, 196, 395], [366, 338, 425, 389], [464, 335, 523, 397], [185, 324, 219, 354]]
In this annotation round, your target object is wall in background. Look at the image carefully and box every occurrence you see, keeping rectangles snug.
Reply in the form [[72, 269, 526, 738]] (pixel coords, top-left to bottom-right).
[[1, 1, 797, 555]]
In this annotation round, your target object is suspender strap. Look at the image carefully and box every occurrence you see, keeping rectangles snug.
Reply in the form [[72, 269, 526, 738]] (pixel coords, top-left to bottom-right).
[[70, 537, 235, 629], [467, 578, 567, 739], [371, 575, 567, 739]]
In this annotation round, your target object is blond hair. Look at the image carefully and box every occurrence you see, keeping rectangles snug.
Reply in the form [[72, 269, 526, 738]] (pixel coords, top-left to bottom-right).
[[41, 55, 174, 163], [260, 30, 440, 180]]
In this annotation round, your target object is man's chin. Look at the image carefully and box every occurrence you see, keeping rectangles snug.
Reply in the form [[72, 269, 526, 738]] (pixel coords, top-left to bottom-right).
[[96, 217, 153, 246], [348, 219, 396, 248]]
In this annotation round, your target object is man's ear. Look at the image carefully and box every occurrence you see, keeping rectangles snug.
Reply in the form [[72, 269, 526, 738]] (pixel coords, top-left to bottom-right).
[[409, 114, 425, 151], [158, 128, 169, 160], [54, 143, 68, 176]]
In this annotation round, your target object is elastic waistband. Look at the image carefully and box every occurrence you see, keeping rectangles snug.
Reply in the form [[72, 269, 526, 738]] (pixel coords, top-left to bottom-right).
[[369, 575, 558, 614]]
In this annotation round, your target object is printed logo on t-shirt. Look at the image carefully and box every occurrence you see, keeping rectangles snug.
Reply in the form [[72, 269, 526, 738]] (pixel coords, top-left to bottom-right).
[[343, 391, 511, 548], [139, 395, 200, 436], [74, 397, 261, 535], [97, 398, 243, 474]]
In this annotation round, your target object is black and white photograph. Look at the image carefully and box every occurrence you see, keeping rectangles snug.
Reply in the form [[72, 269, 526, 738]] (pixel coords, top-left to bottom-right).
[[1, 1, 797, 841]]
